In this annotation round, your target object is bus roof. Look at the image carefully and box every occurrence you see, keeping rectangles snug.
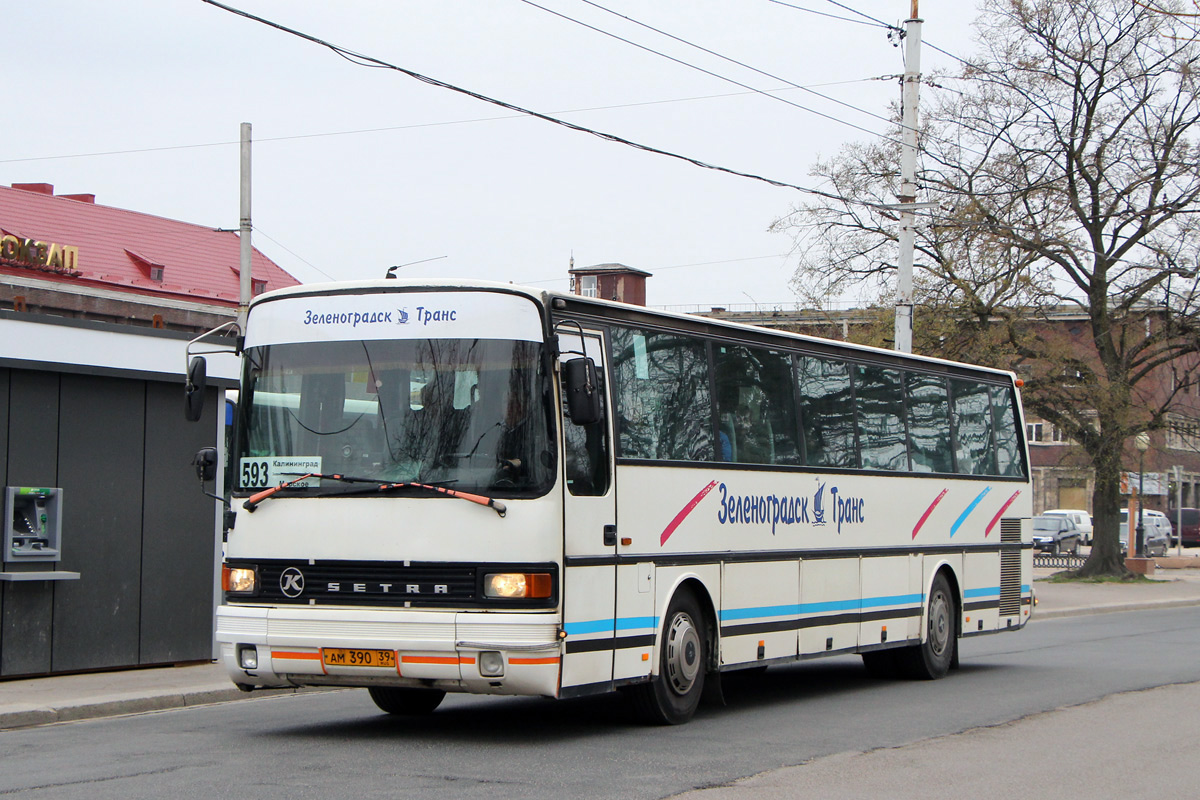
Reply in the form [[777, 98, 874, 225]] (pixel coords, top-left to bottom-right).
[[250, 279, 1019, 382]]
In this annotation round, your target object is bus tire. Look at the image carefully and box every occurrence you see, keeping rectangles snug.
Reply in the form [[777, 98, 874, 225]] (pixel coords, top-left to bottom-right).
[[899, 572, 957, 680], [367, 686, 446, 715], [628, 589, 707, 725]]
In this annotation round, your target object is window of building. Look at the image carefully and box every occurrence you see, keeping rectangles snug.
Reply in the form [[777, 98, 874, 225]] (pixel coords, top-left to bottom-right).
[[1026, 422, 1044, 444], [580, 276, 597, 298], [1167, 413, 1200, 452]]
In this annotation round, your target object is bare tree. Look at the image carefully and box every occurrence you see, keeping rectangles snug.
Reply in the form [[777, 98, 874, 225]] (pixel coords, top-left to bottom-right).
[[773, 0, 1200, 575]]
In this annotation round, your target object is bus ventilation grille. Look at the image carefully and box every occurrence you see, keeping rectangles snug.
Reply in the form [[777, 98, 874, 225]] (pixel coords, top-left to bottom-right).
[[999, 518, 1023, 616]]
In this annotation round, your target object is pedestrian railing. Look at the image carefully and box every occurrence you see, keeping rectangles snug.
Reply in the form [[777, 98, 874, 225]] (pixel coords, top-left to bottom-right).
[[1033, 553, 1086, 569]]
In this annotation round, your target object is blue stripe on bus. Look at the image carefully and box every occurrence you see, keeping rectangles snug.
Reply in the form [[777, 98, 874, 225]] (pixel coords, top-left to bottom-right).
[[566, 585, 1028, 636], [719, 592, 925, 622], [564, 616, 659, 636], [965, 585, 1032, 598], [950, 487, 992, 537]]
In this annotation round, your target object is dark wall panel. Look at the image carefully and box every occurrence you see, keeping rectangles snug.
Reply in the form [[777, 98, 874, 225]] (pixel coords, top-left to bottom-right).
[[52, 375, 145, 672], [6, 369, 59, 485], [2, 369, 59, 676], [139, 381, 217, 663]]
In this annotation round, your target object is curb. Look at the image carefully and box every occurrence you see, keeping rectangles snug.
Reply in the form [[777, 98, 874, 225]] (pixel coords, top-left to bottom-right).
[[0, 685, 314, 732], [1033, 597, 1200, 620]]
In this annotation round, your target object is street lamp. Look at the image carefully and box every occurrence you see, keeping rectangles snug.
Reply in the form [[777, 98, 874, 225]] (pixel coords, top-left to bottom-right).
[[1135, 432, 1151, 558]]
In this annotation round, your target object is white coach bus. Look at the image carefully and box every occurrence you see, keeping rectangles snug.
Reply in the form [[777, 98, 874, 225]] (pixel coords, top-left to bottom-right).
[[185, 279, 1032, 724]]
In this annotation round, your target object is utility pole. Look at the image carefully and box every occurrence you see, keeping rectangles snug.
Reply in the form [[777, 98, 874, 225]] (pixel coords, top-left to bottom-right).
[[894, 1, 923, 354], [238, 122, 253, 330]]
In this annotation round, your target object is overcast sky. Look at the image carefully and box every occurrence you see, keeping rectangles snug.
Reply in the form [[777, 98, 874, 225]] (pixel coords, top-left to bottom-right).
[[4, 0, 980, 310]]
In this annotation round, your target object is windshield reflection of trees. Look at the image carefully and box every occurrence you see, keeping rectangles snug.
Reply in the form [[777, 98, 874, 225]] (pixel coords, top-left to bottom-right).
[[241, 338, 553, 495]]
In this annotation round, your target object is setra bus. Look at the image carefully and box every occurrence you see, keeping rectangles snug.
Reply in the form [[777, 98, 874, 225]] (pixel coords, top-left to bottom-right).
[[185, 279, 1033, 724]]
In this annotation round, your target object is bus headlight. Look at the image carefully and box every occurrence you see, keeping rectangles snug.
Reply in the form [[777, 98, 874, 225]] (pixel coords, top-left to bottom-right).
[[483, 572, 552, 599], [223, 565, 258, 595], [237, 644, 259, 670], [478, 651, 505, 677]]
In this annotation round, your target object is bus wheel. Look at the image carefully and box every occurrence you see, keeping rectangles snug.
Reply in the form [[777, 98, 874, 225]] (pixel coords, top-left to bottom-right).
[[899, 573, 957, 680], [628, 590, 707, 725], [367, 686, 446, 715]]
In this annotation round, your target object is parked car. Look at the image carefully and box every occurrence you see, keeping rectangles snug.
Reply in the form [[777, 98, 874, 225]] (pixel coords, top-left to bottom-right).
[[1119, 509, 1171, 557], [1032, 515, 1083, 554], [1167, 507, 1200, 547], [1042, 509, 1094, 545]]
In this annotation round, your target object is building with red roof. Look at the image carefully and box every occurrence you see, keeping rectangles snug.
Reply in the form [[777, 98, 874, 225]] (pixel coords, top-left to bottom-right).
[[0, 182, 298, 330], [0, 182, 299, 678]]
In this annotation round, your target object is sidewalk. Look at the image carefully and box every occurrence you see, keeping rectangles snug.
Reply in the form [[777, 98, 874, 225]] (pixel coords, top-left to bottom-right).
[[2, 564, 1199, 731]]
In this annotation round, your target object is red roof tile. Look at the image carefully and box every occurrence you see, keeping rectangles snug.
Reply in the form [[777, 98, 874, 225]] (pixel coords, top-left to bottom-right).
[[0, 183, 299, 305]]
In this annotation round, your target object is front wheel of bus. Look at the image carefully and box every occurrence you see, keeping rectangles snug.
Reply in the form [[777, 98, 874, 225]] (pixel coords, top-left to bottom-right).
[[899, 572, 957, 680], [367, 686, 446, 715], [628, 589, 707, 725]]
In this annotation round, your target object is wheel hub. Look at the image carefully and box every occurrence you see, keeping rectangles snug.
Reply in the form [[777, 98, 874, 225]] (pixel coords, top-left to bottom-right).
[[665, 612, 701, 695]]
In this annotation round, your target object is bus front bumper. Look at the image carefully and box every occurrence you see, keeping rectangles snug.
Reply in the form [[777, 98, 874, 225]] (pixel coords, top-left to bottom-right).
[[216, 605, 563, 698]]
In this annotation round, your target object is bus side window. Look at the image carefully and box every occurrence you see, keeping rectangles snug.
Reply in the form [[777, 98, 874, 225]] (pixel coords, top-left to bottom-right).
[[796, 355, 857, 469], [610, 327, 713, 462], [906, 372, 954, 473], [713, 345, 799, 465], [855, 364, 908, 471], [950, 379, 998, 475], [990, 385, 1026, 478]]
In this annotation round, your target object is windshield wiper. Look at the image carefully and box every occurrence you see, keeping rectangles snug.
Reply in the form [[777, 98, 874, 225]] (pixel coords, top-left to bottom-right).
[[242, 472, 380, 512], [243, 473, 506, 517]]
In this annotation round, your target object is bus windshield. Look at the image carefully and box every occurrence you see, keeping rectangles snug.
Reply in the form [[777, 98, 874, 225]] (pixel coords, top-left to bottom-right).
[[234, 337, 553, 497]]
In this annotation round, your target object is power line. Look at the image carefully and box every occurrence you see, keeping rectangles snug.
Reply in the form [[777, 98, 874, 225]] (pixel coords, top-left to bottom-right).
[[516, 0, 902, 147], [0, 81, 887, 165], [766, 0, 891, 29], [200, 0, 880, 207], [573, 0, 904, 134], [823, 0, 895, 30]]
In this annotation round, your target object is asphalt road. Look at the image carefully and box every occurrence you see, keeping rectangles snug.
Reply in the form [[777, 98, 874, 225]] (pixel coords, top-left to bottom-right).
[[2, 606, 1198, 800]]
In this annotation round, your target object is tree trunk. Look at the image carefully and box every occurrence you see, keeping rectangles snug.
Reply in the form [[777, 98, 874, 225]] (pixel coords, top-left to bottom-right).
[[1076, 439, 1130, 577]]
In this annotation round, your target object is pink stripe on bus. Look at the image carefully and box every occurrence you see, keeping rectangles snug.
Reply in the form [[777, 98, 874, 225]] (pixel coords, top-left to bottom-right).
[[985, 490, 1022, 537], [661, 481, 719, 545], [913, 489, 949, 539]]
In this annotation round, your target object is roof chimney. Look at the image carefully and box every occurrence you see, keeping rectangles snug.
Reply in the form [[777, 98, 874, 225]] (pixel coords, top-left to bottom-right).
[[12, 183, 53, 195], [60, 193, 96, 204]]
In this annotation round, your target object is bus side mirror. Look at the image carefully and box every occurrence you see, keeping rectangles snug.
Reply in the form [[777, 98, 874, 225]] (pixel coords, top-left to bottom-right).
[[185, 356, 207, 422], [564, 357, 602, 426], [192, 446, 218, 483]]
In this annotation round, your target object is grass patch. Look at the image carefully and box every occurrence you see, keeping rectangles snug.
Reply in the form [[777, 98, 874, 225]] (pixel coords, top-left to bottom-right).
[[1039, 570, 1157, 584]]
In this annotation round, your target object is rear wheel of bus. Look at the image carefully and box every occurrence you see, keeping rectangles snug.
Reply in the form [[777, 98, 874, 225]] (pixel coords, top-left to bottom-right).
[[898, 572, 957, 680], [368, 686, 446, 715], [627, 588, 708, 725]]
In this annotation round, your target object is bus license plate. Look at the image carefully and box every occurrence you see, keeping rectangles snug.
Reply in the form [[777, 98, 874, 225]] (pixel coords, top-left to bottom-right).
[[322, 648, 396, 668]]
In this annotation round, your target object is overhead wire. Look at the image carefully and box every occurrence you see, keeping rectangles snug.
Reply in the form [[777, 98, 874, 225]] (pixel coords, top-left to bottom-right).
[[0, 79, 892, 165], [576, 0, 922, 142], [514, 0, 900, 147], [200, 0, 918, 211], [577, 0, 992, 159], [766, 0, 890, 29]]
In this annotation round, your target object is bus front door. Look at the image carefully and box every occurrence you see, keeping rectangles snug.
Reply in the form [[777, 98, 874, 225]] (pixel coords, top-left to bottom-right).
[[558, 328, 618, 696]]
